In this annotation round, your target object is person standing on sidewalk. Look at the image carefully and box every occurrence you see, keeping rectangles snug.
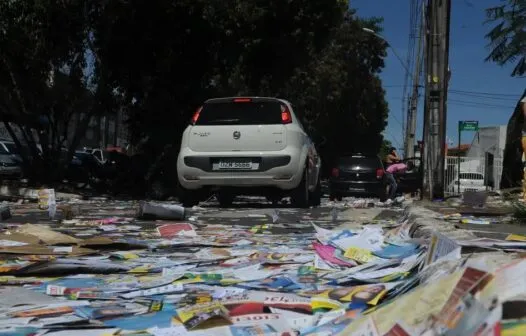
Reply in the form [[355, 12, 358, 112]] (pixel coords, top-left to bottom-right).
[[385, 161, 414, 199], [384, 147, 401, 168]]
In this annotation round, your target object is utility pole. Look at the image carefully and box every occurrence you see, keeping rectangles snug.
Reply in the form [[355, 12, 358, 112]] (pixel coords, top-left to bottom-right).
[[422, 0, 451, 200], [404, 4, 426, 159]]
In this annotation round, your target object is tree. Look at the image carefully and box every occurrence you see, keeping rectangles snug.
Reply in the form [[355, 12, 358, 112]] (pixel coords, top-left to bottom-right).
[[379, 139, 393, 160], [91, 0, 349, 158], [283, 12, 389, 173], [485, 0, 526, 77], [0, 1, 115, 182], [500, 89, 526, 189], [0, 0, 391, 186]]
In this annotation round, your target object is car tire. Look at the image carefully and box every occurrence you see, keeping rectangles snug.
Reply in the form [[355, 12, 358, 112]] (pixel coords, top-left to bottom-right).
[[146, 179, 169, 201], [266, 195, 282, 205], [309, 178, 322, 207], [217, 192, 235, 208], [177, 185, 200, 207], [330, 193, 342, 202], [291, 166, 309, 208]]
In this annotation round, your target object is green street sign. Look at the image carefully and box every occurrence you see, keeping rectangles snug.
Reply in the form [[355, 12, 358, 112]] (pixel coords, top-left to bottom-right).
[[459, 120, 479, 132]]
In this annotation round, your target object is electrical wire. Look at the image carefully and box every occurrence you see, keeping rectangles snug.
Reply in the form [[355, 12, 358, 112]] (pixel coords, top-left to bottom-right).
[[386, 130, 404, 149], [448, 100, 515, 109], [449, 91, 520, 101], [448, 89, 520, 97]]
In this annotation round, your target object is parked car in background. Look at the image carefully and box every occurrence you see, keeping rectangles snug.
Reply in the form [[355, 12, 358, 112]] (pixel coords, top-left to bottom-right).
[[447, 172, 486, 193], [0, 145, 22, 179], [177, 97, 322, 208], [0, 141, 20, 161], [329, 154, 387, 201]]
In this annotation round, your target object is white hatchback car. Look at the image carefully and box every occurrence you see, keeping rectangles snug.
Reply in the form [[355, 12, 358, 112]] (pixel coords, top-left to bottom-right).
[[447, 172, 487, 193], [177, 97, 322, 208]]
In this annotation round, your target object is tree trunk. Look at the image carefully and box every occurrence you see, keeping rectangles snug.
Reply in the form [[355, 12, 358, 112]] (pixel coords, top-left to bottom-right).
[[500, 89, 526, 189]]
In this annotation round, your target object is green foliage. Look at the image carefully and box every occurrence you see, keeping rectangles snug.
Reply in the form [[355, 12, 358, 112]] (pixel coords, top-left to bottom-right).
[[485, 0, 526, 77], [0, 0, 118, 181], [0, 0, 390, 182], [379, 138, 393, 160], [91, 1, 389, 164]]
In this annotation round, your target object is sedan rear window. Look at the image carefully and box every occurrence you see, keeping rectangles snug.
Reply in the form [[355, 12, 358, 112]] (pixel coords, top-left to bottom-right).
[[338, 156, 382, 168], [195, 101, 283, 125]]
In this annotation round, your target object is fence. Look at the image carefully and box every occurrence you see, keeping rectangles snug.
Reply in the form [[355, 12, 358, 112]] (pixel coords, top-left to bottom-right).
[[444, 156, 503, 197]]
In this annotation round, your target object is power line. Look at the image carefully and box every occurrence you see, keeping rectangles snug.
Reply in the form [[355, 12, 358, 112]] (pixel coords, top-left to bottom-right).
[[448, 89, 520, 97], [448, 100, 515, 109], [389, 95, 516, 109], [449, 91, 518, 101], [385, 130, 403, 149], [382, 86, 522, 98]]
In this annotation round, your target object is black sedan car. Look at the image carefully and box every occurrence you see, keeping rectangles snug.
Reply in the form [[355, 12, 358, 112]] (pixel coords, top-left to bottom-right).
[[329, 154, 387, 201]]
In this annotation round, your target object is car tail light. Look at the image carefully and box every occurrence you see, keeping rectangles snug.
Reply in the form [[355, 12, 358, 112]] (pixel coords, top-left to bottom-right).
[[331, 168, 339, 178], [191, 106, 202, 124], [281, 105, 292, 124], [376, 168, 384, 179], [233, 98, 252, 103]]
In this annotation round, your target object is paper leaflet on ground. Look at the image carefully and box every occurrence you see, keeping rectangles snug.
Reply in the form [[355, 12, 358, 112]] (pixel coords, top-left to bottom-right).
[[423, 231, 461, 268], [1, 196, 520, 335], [300, 306, 367, 336], [340, 268, 467, 334], [157, 223, 197, 238], [176, 301, 232, 330], [314, 282, 400, 306]]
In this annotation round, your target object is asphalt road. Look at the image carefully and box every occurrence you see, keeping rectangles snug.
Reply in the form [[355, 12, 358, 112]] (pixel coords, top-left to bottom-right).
[[2, 196, 402, 236]]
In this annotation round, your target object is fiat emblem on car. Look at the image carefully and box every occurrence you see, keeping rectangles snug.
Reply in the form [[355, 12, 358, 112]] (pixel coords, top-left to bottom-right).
[[233, 131, 241, 139]]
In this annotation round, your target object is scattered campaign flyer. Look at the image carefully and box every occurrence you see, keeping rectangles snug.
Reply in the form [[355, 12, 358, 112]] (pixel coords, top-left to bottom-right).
[[0, 191, 524, 336]]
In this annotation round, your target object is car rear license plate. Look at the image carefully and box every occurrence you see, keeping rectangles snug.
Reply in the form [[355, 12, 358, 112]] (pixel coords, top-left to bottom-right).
[[216, 161, 253, 170], [349, 187, 365, 191]]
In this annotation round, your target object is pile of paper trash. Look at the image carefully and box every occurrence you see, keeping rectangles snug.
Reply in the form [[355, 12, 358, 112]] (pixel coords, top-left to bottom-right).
[[0, 199, 525, 336]]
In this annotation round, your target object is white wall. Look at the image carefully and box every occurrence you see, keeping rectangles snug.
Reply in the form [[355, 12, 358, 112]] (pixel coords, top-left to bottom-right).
[[464, 125, 506, 190], [466, 126, 506, 159]]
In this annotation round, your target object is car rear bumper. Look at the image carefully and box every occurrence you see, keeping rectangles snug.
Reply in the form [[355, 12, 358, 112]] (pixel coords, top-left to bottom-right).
[[453, 186, 487, 193], [177, 149, 303, 190], [329, 180, 385, 197]]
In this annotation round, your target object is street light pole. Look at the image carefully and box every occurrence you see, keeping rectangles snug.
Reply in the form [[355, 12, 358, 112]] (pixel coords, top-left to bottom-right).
[[362, 28, 411, 75], [362, 28, 411, 157]]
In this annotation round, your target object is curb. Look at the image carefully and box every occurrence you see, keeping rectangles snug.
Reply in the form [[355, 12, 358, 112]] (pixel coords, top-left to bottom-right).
[[0, 186, 82, 201], [404, 204, 477, 241]]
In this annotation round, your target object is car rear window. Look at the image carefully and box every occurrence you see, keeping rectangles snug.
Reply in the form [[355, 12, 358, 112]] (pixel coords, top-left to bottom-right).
[[338, 156, 382, 168], [459, 173, 484, 180], [195, 101, 283, 125]]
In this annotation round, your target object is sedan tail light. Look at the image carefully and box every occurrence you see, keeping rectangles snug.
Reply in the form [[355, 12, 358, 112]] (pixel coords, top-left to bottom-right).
[[376, 168, 385, 179], [331, 168, 339, 178]]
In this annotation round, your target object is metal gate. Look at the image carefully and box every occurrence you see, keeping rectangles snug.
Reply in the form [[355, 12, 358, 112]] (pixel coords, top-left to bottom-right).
[[444, 156, 503, 196]]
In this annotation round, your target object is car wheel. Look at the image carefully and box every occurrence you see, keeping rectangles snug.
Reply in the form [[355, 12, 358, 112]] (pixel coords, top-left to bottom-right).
[[291, 166, 309, 208], [266, 195, 282, 205], [309, 177, 322, 207], [146, 179, 169, 201], [217, 192, 235, 208], [177, 185, 200, 207], [330, 193, 342, 202]]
